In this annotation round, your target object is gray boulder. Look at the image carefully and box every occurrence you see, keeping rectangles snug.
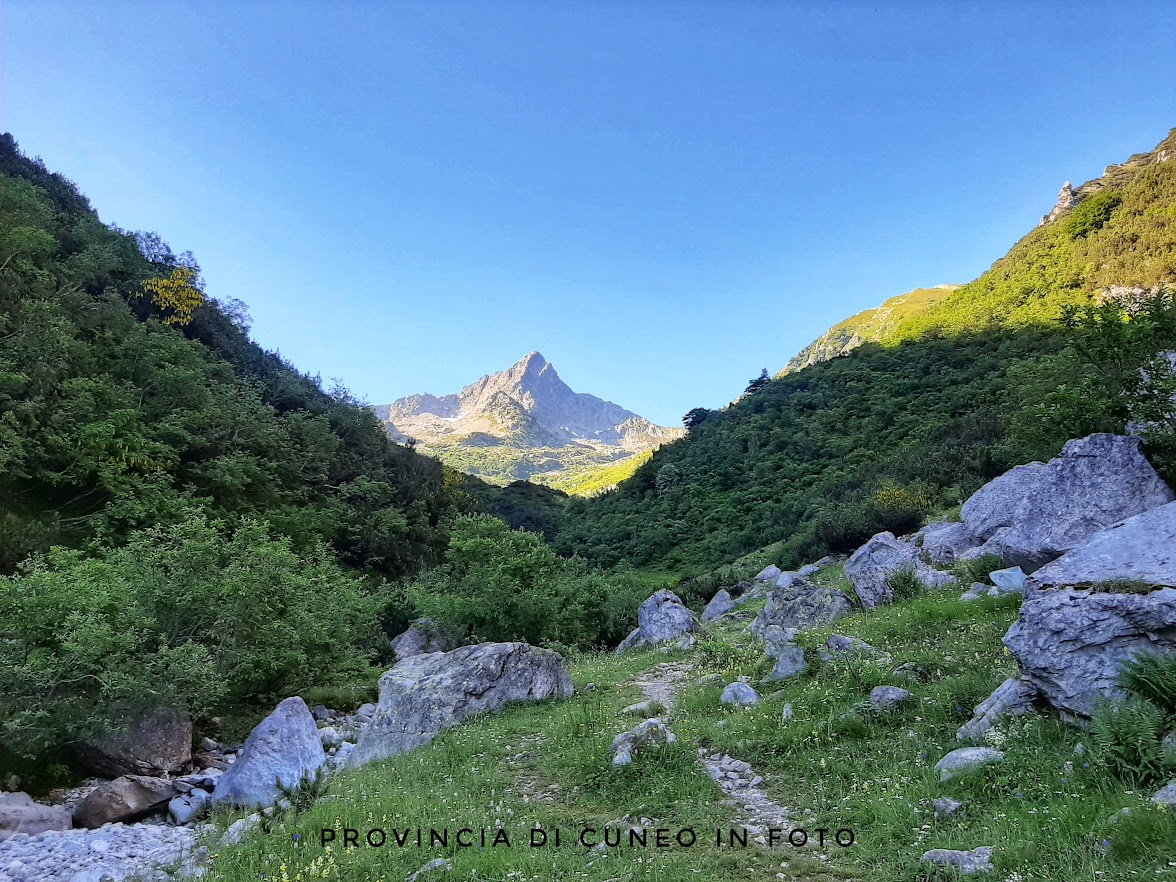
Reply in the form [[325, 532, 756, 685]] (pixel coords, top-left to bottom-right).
[[959, 434, 1173, 572], [957, 678, 1039, 740], [819, 634, 890, 663], [611, 719, 676, 766], [720, 682, 760, 707], [750, 577, 853, 636], [390, 618, 468, 662], [73, 775, 179, 828], [615, 628, 649, 654], [74, 707, 192, 778], [702, 589, 736, 622], [797, 555, 839, 577], [637, 590, 700, 644], [0, 792, 71, 840], [934, 747, 1004, 781], [1003, 503, 1176, 719], [921, 846, 994, 875], [1153, 780, 1176, 808], [869, 686, 912, 711], [753, 565, 782, 583], [168, 788, 211, 825], [960, 583, 987, 602], [845, 532, 957, 608], [921, 521, 981, 566], [350, 642, 573, 768], [763, 636, 808, 682], [211, 697, 326, 809], [932, 796, 965, 819], [989, 566, 1027, 595]]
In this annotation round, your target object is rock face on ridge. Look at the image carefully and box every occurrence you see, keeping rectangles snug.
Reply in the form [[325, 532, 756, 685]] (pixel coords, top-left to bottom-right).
[[349, 642, 573, 768], [373, 352, 683, 488]]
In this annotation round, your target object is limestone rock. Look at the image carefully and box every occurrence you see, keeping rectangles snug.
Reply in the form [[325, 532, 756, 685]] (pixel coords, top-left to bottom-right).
[[921, 846, 995, 875], [754, 565, 782, 583], [211, 697, 326, 809], [759, 626, 808, 682], [611, 719, 676, 766], [350, 642, 573, 768], [750, 577, 853, 636], [1153, 780, 1176, 808], [934, 747, 1004, 781], [0, 791, 71, 840], [73, 775, 178, 828], [636, 590, 699, 645], [615, 627, 649, 654], [989, 566, 1027, 595], [845, 531, 957, 608], [702, 589, 736, 622], [957, 678, 1039, 740], [959, 434, 1173, 572], [921, 521, 981, 566], [74, 707, 192, 779], [819, 634, 890, 663], [932, 796, 965, 819], [390, 618, 468, 662], [869, 686, 912, 711], [720, 682, 760, 707], [168, 788, 211, 825], [406, 858, 455, 882]]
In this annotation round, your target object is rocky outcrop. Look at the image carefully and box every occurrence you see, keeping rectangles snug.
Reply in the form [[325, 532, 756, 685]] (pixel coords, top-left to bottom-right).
[[957, 678, 1039, 740], [1002, 501, 1176, 719], [211, 697, 326, 809], [844, 532, 956, 608], [0, 792, 71, 840], [390, 618, 468, 661], [1039, 181, 1079, 225], [74, 707, 192, 779], [618, 590, 699, 651], [957, 434, 1173, 572], [350, 642, 573, 767], [73, 776, 178, 829], [750, 578, 853, 636]]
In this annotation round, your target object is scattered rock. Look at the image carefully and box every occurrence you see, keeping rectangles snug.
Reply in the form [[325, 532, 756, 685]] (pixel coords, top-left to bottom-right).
[[989, 566, 1027, 595], [819, 634, 890, 663], [934, 747, 1005, 781], [318, 726, 344, 748], [960, 583, 987, 602], [220, 812, 261, 846], [760, 627, 808, 682], [637, 590, 700, 645], [797, 555, 839, 577], [168, 788, 211, 825], [958, 434, 1173, 572], [921, 846, 995, 875], [720, 682, 760, 707], [753, 565, 782, 583], [355, 702, 377, 719], [73, 776, 178, 829], [350, 642, 573, 767], [406, 858, 454, 882], [390, 618, 468, 661], [1153, 780, 1176, 808], [615, 628, 650, 653], [211, 696, 326, 809], [0, 792, 71, 840], [780, 703, 794, 720], [869, 686, 912, 712], [611, 719, 677, 766], [844, 532, 957, 608], [922, 521, 981, 566], [702, 589, 736, 622], [74, 707, 192, 779], [749, 577, 853, 636], [893, 661, 928, 681], [957, 678, 1039, 740], [310, 705, 331, 722], [932, 796, 965, 819]]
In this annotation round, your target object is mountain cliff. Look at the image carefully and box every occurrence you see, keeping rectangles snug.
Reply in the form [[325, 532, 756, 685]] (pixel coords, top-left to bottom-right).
[[374, 353, 684, 490]]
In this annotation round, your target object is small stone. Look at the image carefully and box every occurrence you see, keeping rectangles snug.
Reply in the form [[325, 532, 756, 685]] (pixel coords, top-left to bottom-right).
[[869, 686, 912, 712], [921, 846, 994, 875], [721, 683, 760, 707], [780, 703, 794, 721], [932, 796, 965, 819], [1153, 779, 1176, 808], [934, 747, 1005, 781], [406, 858, 454, 882], [311, 705, 331, 721]]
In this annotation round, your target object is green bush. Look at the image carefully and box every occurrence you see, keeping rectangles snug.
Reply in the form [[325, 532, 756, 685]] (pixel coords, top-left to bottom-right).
[[1090, 695, 1173, 785], [0, 511, 381, 756], [886, 565, 928, 602], [1120, 652, 1176, 716], [952, 553, 1005, 586], [407, 515, 648, 649]]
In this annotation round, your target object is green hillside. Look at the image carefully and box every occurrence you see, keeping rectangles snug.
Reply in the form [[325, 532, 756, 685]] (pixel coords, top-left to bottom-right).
[[558, 128, 1176, 575]]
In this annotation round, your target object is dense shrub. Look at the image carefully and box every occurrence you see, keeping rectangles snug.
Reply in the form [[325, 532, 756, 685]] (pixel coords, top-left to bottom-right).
[[1120, 652, 1176, 716], [1090, 695, 1173, 785], [0, 512, 381, 755]]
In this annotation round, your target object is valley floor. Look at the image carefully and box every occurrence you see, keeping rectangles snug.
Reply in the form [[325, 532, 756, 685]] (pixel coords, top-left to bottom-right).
[[191, 569, 1176, 881]]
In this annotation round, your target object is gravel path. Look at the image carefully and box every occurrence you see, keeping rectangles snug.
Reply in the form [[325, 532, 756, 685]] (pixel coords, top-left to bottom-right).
[[0, 821, 199, 882]]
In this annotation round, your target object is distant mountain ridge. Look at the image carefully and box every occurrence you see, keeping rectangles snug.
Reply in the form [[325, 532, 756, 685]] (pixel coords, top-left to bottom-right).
[[374, 353, 684, 490]]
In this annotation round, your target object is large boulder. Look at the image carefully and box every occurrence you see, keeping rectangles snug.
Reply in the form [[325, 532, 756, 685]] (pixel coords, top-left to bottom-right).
[[959, 434, 1173, 572], [73, 775, 178, 828], [74, 707, 192, 778], [350, 642, 573, 768], [844, 532, 957, 608], [637, 590, 700, 644], [702, 589, 736, 622], [211, 697, 326, 809], [1003, 502, 1176, 719], [390, 618, 468, 662], [0, 792, 71, 840], [750, 578, 854, 636]]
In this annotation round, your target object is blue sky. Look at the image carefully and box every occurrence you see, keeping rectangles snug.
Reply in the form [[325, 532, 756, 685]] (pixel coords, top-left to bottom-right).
[[4, 2, 1176, 426]]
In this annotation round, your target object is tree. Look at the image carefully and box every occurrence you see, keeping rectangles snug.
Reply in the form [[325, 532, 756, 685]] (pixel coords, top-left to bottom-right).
[[744, 368, 771, 396], [683, 407, 711, 430]]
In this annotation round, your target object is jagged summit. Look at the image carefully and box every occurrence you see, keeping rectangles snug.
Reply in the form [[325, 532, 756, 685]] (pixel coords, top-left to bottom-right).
[[373, 354, 684, 488]]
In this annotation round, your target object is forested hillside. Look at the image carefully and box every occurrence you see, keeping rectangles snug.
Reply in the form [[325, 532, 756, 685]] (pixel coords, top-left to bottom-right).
[[557, 129, 1176, 575]]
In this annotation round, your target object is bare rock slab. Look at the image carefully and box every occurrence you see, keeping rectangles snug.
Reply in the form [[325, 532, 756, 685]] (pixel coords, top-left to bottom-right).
[[211, 696, 326, 809], [957, 678, 1038, 740], [350, 642, 573, 768]]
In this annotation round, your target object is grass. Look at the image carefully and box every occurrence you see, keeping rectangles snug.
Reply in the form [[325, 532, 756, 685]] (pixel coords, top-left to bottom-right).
[[198, 574, 1176, 882]]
